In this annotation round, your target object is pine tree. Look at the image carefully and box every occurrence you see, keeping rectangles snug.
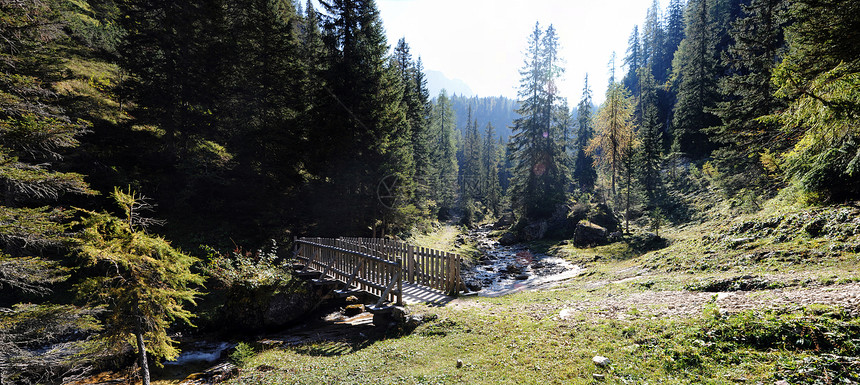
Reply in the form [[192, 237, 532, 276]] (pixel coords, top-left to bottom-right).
[[509, 23, 568, 220], [573, 75, 598, 192], [75, 188, 203, 385]]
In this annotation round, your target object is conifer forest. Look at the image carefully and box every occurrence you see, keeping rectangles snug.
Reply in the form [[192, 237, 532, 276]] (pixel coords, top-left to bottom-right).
[[1, 0, 859, 384]]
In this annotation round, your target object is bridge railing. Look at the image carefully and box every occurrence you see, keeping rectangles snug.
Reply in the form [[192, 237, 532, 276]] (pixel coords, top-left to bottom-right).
[[295, 238, 402, 305], [337, 237, 464, 295]]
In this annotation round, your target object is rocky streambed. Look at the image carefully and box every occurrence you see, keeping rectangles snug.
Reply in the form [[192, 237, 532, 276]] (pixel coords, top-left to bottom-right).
[[462, 225, 583, 296]]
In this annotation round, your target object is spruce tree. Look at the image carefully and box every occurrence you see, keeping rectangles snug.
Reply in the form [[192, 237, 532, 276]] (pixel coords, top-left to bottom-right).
[[318, 0, 414, 234], [430, 90, 459, 212], [771, 0, 860, 201], [636, 67, 665, 208], [509, 23, 568, 220], [711, 0, 789, 198], [671, 0, 720, 159], [573, 75, 598, 192]]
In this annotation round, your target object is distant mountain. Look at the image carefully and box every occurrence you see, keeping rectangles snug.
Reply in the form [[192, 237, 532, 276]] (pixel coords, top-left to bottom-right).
[[449, 95, 520, 141], [426, 70, 474, 98]]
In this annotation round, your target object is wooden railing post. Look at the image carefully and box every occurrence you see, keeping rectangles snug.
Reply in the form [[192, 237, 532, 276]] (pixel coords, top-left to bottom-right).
[[396, 257, 403, 306], [407, 245, 415, 283]]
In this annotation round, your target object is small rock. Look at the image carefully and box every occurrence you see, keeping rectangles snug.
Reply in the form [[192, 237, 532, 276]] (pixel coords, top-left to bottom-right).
[[456, 359, 463, 368], [774, 381, 789, 385], [344, 304, 364, 316], [593, 373, 605, 380], [515, 273, 529, 280], [592, 355, 611, 367]]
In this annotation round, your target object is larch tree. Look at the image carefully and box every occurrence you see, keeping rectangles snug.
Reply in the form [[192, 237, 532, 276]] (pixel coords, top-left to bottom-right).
[[587, 82, 637, 201], [74, 188, 204, 385]]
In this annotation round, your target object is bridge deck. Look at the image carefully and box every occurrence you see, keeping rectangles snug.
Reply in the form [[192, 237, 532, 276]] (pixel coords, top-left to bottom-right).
[[402, 283, 455, 306]]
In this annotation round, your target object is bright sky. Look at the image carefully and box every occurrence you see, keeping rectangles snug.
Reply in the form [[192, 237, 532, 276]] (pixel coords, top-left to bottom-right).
[[376, 0, 659, 104]]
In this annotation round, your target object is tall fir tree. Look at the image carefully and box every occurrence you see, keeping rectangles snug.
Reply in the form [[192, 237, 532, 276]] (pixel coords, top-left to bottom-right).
[[461, 105, 483, 202], [573, 75, 598, 192], [623, 25, 644, 107], [393, 39, 433, 212], [642, 0, 665, 71], [661, 0, 686, 83], [636, 67, 665, 208], [482, 123, 503, 214], [509, 23, 568, 220], [710, 0, 789, 198], [317, 0, 414, 235], [771, 0, 860, 201], [671, 0, 721, 159], [430, 90, 459, 212]]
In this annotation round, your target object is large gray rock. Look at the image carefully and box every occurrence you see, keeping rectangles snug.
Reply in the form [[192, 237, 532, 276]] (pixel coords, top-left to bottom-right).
[[498, 231, 518, 245], [588, 203, 619, 233], [574, 221, 608, 246], [520, 220, 548, 242], [263, 289, 321, 328]]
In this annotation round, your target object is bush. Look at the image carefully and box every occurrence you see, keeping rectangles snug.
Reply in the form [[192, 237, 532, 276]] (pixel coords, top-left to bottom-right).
[[230, 342, 255, 367]]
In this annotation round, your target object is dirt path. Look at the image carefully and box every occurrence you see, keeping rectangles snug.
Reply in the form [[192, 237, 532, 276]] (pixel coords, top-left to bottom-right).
[[549, 281, 860, 320]]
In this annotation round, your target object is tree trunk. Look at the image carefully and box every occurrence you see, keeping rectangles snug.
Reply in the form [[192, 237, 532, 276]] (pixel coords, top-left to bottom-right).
[[135, 319, 151, 385]]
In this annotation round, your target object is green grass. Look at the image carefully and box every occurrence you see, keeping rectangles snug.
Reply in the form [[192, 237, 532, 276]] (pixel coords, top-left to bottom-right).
[[219, 203, 860, 384]]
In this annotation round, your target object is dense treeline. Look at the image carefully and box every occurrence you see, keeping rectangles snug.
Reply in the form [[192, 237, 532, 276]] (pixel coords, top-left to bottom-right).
[[540, 0, 860, 233], [1, 0, 858, 382]]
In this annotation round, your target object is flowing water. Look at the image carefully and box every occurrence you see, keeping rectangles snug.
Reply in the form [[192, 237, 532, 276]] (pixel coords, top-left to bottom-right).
[[463, 225, 583, 297]]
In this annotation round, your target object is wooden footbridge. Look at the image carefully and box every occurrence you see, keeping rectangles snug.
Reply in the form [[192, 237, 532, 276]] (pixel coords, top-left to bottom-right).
[[292, 237, 467, 310]]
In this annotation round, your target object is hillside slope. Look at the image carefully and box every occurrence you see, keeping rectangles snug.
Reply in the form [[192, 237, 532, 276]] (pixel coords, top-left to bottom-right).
[[208, 203, 860, 385]]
